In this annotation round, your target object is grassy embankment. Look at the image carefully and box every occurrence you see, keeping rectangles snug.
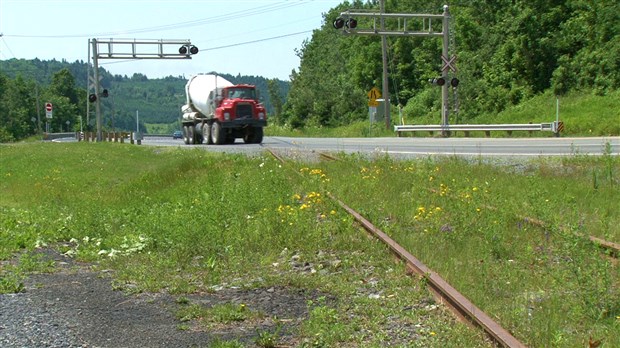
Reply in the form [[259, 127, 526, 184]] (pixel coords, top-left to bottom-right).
[[265, 89, 620, 138], [1, 142, 618, 347]]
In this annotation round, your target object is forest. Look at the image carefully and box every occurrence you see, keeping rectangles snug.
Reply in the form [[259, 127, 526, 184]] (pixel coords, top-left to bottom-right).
[[1, 0, 618, 141], [282, 0, 618, 128], [0, 59, 289, 141]]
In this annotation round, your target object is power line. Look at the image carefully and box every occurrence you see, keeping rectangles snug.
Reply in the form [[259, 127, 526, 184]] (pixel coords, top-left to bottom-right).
[[2, 1, 308, 39], [0, 35, 16, 59], [202, 30, 312, 51]]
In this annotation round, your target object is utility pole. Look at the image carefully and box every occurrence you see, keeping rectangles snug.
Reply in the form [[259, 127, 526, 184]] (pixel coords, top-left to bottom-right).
[[380, 0, 390, 130], [35, 84, 42, 135]]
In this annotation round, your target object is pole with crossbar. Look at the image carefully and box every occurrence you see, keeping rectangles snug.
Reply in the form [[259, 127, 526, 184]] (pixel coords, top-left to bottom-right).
[[88, 38, 198, 141]]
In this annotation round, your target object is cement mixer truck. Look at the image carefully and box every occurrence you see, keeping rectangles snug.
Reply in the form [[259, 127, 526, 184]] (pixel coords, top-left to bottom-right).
[[180, 74, 267, 145]]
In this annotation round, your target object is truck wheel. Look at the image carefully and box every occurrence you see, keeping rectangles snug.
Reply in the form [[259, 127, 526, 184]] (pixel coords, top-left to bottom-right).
[[183, 125, 190, 145], [252, 127, 264, 144], [245, 127, 263, 144], [203, 122, 213, 144], [196, 125, 204, 144], [243, 127, 263, 144], [211, 122, 225, 145], [188, 125, 196, 144]]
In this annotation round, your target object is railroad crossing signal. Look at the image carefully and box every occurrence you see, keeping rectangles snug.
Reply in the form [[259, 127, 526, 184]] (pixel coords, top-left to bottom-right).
[[334, 5, 455, 135], [89, 38, 198, 142]]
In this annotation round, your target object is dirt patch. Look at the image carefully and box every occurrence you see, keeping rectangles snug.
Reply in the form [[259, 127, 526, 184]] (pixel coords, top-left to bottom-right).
[[0, 250, 324, 347]]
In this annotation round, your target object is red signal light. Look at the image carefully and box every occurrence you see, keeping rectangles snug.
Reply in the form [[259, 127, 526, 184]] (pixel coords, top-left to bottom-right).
[[333, 18, 345, 29], [346, 18, 357, 29], [428, 77, 446, 86]]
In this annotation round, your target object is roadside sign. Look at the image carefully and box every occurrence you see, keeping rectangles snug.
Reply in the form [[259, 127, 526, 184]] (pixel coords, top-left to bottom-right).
[[45, 102, 53, 119], [368, 99, 379, 107], [367, 87, 381, 100]]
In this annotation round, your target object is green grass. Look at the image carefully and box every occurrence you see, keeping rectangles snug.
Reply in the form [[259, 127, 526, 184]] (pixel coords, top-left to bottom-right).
[[1, 142, 618, 347], [476, 89, 620, 136], [176, 302, 262, 326], [320, 153, 619, 347]]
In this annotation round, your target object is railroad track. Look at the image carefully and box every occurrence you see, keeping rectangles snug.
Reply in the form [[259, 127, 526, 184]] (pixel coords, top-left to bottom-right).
[[265, 147, 529, 348], [427, 189, 620, 259]]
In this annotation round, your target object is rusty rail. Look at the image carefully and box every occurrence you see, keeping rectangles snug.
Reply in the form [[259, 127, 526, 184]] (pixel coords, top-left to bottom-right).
[[265, 148, 285, 163], [266, 148, 620, 347], [589, 236, 620, 257], [318, 152, 340, 162], [328, 194, 527, 348], [265, 147, 618, 346], [519, 216, 619, 259], [266, 147, 524, 346]]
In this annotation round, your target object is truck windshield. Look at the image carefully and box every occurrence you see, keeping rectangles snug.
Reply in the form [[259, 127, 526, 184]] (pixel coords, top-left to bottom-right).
[[227, 88, 256, 100]]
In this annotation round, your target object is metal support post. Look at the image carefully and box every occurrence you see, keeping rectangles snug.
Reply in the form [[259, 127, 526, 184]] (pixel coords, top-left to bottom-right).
[[86, 41, 90, 128], [441, 5, 450, 136], [91, 39, 103, 142], [380, 0, 390, 130]]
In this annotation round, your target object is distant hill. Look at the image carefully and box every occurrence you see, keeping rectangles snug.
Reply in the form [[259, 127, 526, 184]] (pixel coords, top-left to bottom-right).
[[0, 58, 290, 126]]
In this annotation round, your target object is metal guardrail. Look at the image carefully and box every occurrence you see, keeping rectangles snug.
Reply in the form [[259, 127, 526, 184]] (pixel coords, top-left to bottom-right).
[[395, 122, 563, 136]]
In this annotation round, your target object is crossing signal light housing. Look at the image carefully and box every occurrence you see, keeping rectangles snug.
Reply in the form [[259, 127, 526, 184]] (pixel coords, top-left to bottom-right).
[[334, 17, 358, 30], [450, 78, 460, 88], [179, 45, 199, 55], [102, 89, 109, 98], [429, 77, 446, 86], [89, 94, 97, 103], [333, 18, 345, 29]]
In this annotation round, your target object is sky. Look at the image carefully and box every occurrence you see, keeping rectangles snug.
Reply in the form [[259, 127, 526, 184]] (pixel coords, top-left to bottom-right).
[[0, 0, 344, 81]]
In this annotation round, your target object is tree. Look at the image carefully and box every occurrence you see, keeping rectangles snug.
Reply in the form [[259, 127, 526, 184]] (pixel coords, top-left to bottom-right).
[[0, 75, 37, 140], [267, 79, 283, 125], [49, 68, 79, 105]]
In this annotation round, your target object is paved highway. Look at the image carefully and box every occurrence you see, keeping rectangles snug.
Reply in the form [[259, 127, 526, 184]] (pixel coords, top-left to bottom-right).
[[141, 136, 619, 158]]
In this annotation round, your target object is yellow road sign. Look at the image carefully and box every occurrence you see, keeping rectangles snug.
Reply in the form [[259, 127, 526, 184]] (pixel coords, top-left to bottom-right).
[[367, 87, 381, 100]]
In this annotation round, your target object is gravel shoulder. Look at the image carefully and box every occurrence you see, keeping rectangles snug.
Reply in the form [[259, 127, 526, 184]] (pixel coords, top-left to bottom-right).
[[0, 250, 320, 347]]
